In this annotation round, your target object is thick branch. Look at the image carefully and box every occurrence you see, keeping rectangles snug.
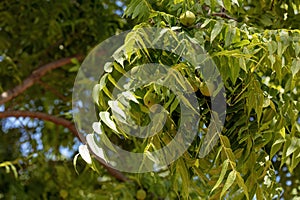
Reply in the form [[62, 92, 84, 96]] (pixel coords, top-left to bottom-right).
[[0, 55, 83, 105], [0, 110, 82, 141], [0, 110, 128, 182]]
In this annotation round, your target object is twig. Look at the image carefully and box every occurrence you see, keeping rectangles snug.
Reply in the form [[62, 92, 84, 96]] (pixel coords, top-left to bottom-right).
[[0, 55, 83, 105], [37, 80, 69, 101], [0, 110, 82, 141], [212, 12, 237, 20]]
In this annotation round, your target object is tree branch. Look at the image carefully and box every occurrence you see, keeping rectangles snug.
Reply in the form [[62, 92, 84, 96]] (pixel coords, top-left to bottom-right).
[[0, 110, 82, 141], [37, 80, 69, 101], [0, 110, 128, 182], [212, 12, 237, 20], [0, 55, 84, 105]]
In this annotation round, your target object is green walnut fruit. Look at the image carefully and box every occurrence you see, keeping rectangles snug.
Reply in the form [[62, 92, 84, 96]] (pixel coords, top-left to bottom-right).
[[200, 82, 215, 97], [143, 92, 158, 108], [180, 11, 196, 26], [136, 189, 147, 200]]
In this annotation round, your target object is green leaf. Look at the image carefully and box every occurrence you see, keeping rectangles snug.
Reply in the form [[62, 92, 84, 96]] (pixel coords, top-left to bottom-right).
[[267, 41, 277, 54], [225, 148, 236, 163], [236, 172, 249, 200], [210, 21, 223, 43], [170, 97, 179, 115], [229, 57, 240, 84], [124, 0, 151, 21], [108, 74, 122, 90], [211, 159, 229, 193], [9, 163, 18, 179], [281, 137, 291, 168], [99, 74, 108, 90], [70, 58, 80, 65], [220, 135, 231, 148], [256, 183, 264, 200], [177, 158, 190, 199], [291, 58, 300, 77], [113, 62, 126, 74], [225, 26, 235, 47], [124, 32, 138, 61], [290, 149, 300, 172], [199, 113, 222, 158], [163, 93, 176, 109], [223, 0, 232, 12], [247, 79, 264, 122], [92, 84, 101, 105], [286, 138, 300, 157], [103, 86, 113, 99], [200, 19, 212, 29], [233, 40, 250, 48], [221, 170, 236, 198], [239, 57, 247, 72], [73, 153, 80, 175]]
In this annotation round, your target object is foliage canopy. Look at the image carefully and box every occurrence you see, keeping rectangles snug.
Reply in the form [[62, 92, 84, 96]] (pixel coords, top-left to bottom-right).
[[0, 0, 300, 199]]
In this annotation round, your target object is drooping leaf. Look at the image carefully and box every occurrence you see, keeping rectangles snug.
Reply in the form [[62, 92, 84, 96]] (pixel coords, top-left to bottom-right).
[[270, 138, 285, 158], [176, 158, 190, 199], [236, 172, 249, 200], [211, 159, 229, 193], [225, 25, 235, 47], [220, 170, 236, 198], [286, 137, 300, 157], [247, 79, 264, 122], [79, 144, 92, 165], [86, 134, 108, 163], [93, 122, 118, 152], [210, 21, 223, 43], [291, 58, 300, 77], [99, 111, 120, 134], [92, 84, 101, 105], [199, 113, 222, 158], [73, 153, 80, 175]]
